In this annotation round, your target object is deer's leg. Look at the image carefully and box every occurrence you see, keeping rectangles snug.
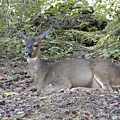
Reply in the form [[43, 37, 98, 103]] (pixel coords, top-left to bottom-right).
[[26, 84, 38, 91], [91, 78, 101, 88], [94, 74, 113, 91], [42, 77, 72, 95], [26, 80, 44, 91]]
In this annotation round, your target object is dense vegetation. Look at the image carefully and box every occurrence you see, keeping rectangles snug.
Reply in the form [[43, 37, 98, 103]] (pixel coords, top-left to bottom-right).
[[0, 0, 120, 62]]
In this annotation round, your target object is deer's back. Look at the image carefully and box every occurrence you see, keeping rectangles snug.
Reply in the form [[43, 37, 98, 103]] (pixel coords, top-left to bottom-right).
[[45, 58, 120, 87]]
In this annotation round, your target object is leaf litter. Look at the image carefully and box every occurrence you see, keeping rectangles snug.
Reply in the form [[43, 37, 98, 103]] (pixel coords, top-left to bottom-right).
[[0, 60, 120, 120]]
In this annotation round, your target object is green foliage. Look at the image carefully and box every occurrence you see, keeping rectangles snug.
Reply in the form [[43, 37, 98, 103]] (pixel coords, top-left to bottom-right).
[[41, 35, 78, 61], [0, 37, 23, 61], [0, 0, 120, 60], [97, 34, 120, 59], [93, 0, 120, 20], [96, 19, 120, 60], [0, 0, 103, 36]]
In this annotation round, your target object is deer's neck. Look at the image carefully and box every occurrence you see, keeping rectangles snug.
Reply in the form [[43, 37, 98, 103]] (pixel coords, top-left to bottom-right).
[[27, 56, 48, 85]]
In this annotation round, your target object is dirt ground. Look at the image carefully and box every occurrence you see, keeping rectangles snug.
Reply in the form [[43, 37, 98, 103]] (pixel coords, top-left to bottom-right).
[[0, 59, 120, 120]]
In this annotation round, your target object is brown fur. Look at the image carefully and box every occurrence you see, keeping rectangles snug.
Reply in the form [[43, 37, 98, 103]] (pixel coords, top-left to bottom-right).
[[18, 29, 120, 94]]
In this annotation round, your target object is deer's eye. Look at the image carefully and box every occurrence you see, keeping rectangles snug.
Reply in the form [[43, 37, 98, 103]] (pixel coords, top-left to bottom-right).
[[34, 44, 38, 47], [23, 45, 25, 47]]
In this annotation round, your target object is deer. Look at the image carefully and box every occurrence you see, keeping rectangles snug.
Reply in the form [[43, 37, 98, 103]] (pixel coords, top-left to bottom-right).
[[17, 28, 120, 95]]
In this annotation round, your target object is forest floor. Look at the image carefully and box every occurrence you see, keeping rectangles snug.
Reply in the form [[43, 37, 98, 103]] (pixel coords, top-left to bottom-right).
[[0, 57, 120, 120]]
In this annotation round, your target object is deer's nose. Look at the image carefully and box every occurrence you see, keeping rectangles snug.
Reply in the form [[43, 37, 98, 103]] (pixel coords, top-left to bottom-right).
[[24, 51, 31, 57]]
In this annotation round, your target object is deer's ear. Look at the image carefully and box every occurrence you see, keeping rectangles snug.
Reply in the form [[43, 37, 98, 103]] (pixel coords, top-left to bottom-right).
[[17, 31, 28, 42], [36, 28, 52, 41]]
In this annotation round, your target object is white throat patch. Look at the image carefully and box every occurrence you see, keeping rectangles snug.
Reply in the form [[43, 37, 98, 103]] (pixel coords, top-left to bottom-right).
[[27, 57, 38, 63]]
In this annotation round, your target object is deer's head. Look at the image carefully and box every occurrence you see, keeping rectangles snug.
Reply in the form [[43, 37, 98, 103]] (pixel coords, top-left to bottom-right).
[[18, 28, 51, 58]]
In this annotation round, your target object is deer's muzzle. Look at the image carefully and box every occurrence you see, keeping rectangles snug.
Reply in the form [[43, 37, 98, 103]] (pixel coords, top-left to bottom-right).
[[24, 51, 31, 58]]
